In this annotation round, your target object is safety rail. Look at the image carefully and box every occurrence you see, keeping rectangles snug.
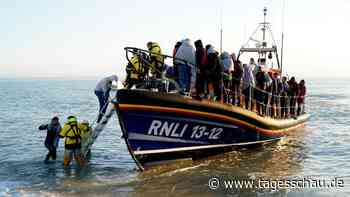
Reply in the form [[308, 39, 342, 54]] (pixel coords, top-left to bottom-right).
[[125, 47, 195, 70], [123, 47, 307, 120], [222, 75, 307, 119]]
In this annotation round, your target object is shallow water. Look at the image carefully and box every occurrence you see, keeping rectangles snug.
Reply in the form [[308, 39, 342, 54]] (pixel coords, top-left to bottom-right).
[[0, 78, 349, 196]]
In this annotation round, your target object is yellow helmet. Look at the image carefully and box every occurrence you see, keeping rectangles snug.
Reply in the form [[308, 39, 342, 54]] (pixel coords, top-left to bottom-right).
[[67, 116, 77, 124]]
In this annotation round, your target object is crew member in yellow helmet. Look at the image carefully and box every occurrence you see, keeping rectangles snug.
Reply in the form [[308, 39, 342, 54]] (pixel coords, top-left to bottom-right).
[[59, 116, 86, 168], [147, 42, 164, 79], [80, 120, 92, 159], [124, 51, 146, 89]]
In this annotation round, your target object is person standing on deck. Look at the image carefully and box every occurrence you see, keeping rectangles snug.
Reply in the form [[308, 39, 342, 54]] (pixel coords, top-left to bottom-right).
[[242, 63, 255, 110], [280, 76, 289, 118], [288, 77, 299, 117], [194, 40, 207, 98], [264, 71, 272, 116], [271, 72, 282, 118], [147, 42, 164, 79], [59, 116, 86, 168], [297, 80, 306, 116], [220, 51, 233, 103], [255, 66, 268, 116], [207, 46, 222, 101], [249, 58, 259, 77], [38, 116, 61, 163], [175, 39, 196, 93], [125, 51, 147, 89], [172, 41, 183, 82], [231, 54, 243, 106], [95, 75, 118, 123]]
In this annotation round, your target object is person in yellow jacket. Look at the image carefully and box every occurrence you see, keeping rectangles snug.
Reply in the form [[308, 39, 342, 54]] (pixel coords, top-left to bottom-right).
[[147, 42, 164, 78], [59, 116, 86, 168], [124, 52, 146, 89], [80, 120, 92, 159]]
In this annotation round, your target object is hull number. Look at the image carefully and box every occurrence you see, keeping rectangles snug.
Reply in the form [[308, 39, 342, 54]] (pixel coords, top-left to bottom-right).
[[147, 120, 223, 140]]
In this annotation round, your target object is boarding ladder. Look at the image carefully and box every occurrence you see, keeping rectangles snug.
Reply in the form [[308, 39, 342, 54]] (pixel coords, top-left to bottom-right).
[[81, 87, 118, 157]]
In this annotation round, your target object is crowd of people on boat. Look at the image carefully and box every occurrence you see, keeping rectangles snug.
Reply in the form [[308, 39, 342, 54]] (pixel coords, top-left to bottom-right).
[[124, 39, 307, 119]]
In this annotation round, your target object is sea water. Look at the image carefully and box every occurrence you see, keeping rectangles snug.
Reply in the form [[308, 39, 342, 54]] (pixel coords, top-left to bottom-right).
[[0, 78, 349, 196]]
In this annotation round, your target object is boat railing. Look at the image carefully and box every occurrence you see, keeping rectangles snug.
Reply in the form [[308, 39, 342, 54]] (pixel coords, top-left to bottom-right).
[[222, 75, 307, 119], [124, 46, 196, 69], [123, 47, 306, 119], [124, 47, 195, 94]]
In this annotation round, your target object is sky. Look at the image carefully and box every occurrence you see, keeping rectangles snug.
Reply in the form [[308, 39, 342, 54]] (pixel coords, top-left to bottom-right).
[[0, 0, 349, 79]]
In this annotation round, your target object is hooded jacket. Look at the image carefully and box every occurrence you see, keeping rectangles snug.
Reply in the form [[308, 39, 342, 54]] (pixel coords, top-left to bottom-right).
[[95, 75, 118, 93], [174, 39, 196, 67], [220, 51, 233, 72], [242, 64, 255, 90]]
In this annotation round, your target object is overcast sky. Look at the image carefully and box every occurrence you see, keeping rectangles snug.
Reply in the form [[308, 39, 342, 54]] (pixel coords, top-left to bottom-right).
[[0, 0, 349, 79]]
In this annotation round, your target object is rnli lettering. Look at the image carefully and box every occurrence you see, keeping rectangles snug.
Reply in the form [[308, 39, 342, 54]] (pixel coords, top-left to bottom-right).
[[147, 120, 223, 140], [147, 120, 187, 138]]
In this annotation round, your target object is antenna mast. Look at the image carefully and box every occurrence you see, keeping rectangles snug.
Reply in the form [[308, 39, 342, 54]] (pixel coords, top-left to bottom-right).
[[263, 7, 267, 42], [220, 7, 223, 54], [281, 0, 286, 74]]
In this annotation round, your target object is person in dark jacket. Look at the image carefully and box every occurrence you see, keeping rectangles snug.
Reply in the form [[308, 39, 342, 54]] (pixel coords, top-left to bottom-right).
[[231, 55, 243, 106], [207, 46, 222, 101], [38, 116, 61, 163], [255, 66, 267, 116], [270, 72, 282, 118], [280, 76, 289, 118], [297, 79, 306, 115], [288, 77, 299, 117], [194, 40, 207, 97]]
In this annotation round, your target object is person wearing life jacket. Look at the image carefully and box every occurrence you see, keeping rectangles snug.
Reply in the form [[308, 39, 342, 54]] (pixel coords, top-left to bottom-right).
[[147, 42, 164, 79], [59, 116, 86, 168], [125, 52, 146, 89], [38, 116, 61, 163], [80, 120, 92, 159], [95, 75, 118, 123]]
